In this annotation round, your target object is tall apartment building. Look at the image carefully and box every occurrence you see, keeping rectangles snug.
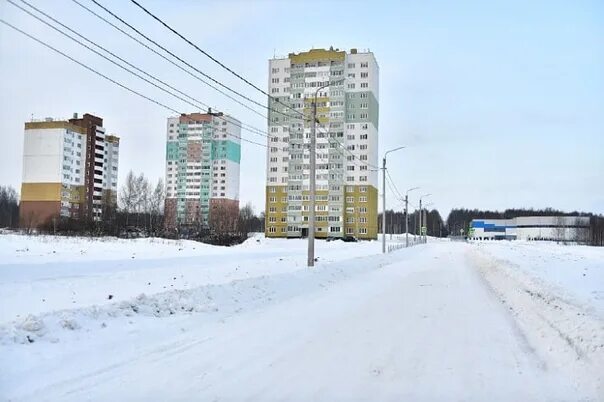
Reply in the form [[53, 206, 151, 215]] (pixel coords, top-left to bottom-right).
[[164, 112, 241, 231], [19, 113, 120, 228], [102, 135, 120, 209], [265, 48, 379, 239]]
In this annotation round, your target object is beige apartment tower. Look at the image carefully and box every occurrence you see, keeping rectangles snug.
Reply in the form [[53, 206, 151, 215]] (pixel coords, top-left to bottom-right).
[[265, 48, 379, 239], [19, 113, 119, 229]]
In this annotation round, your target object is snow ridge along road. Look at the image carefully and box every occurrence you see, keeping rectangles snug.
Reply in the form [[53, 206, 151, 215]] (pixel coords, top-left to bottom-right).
[[1, 235, 603, 401]]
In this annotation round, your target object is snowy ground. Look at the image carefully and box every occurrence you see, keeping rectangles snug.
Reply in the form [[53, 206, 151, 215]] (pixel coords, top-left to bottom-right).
[[0, 234, 603, 401]]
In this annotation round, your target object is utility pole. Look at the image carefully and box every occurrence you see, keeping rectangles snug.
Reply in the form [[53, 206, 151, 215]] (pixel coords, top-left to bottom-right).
[[423, 208, 427, 243], [307, 80, 343, 267], [404, 187, 419, 247], [419, 198, 422, 243], [307, 98, 317, 267], [382, 155, 386, 253], [405, 196, 408, 246], [389, 208, 393, 240], [382, 146, 405, 253], [415, 209, 419, 241], [419, 193, 431, 244]]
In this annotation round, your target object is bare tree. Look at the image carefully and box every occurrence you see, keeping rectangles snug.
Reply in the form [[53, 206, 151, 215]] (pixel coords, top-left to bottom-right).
[[237, 202, 255, 237], [0, 186, 19, 228], [119, 171, 137, 225], [149, 179, 165, 234]]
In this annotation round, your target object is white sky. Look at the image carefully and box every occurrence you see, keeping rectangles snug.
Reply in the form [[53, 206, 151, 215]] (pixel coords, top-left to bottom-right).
[[0, 0, 602, 217]]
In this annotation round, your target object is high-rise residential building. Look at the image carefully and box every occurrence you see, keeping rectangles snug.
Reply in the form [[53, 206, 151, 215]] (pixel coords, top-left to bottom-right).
[[164, 112, 241, 231], [265, 48, 379, 239], [19, 113, 120, 228], [102, 135, 120, 209]]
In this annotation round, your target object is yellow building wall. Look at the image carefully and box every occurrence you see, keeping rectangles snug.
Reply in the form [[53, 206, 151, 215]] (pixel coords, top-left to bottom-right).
[[21, 183, 61, 202], [265, 185, 378, 240], [344, 185, 378, 240], [265, 185, 288, 237]]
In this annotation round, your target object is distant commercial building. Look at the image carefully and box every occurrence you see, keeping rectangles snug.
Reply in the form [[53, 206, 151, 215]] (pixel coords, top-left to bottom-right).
[[19, 113, 120, 228], [164, 112, 241, 231], [469, 216, 590, 242], [266, 48, 379, 239]]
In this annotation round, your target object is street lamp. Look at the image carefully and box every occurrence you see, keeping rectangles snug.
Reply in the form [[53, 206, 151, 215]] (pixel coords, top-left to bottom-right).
[[422, 201, 434, 243], [419, 194, 432, 241], [308, 79, 344, 267], [419, 193, 431, 243], [405, 187, 419, 247], [382, 146, 406, 253]]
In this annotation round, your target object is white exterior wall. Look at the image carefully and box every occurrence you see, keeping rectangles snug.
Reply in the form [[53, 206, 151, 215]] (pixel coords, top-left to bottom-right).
[[344, 52, 379, 187], [211, 114, 240, 201], [22, 128, 63, 183], [23, 125, 87, 217], [165, 117, 179, 199], [267, 51, 379, 188], [267, 58, 291, 186], [471, 216, 590, 241], [103, 140, 119, 193]]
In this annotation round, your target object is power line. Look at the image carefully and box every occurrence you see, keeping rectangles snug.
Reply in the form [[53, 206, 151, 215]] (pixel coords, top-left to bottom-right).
[[386, 169, 405, 200], [69, 0, 271, 123], [8, 0, 270, 141], [0, 18, 267, 148], [129, 0, 306, 120], [82, 0, 296, 120]]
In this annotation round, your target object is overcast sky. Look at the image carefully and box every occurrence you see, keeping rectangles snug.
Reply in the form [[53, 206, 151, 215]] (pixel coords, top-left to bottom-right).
[[1, 0, 602, 217]]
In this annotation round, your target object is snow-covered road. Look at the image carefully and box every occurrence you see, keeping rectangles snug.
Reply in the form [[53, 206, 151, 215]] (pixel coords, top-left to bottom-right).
[[1, 236, 603, 401]]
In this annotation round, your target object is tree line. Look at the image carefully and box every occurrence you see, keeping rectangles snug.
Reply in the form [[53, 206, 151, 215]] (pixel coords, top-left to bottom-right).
[[378, 209, 448, 237], [2, 180, 602, 246], [0, 171, 265, 245]]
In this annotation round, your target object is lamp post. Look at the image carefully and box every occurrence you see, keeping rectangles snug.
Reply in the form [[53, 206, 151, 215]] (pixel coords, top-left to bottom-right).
[[405, 187, 419, 247], [382, 146, 406, 253], [423, 201, 434, 243], [419, 193, 431, 244], [308, 79, 343, 267]]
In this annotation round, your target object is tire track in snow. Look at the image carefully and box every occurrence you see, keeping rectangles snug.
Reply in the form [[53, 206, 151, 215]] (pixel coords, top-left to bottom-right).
[[467, 247, 604, 400]]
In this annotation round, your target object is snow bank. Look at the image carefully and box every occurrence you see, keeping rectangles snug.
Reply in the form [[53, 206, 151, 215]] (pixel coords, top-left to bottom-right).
[[472, 241, 604, 316], [0, 234, 228, 265], [469, 244, 604, 397], [0, 249, 389, 345]]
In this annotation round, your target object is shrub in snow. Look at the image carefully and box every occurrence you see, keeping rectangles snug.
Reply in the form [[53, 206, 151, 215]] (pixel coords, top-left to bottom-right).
[[60, 318, 80, 331], [17, 314, 45, 333]]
